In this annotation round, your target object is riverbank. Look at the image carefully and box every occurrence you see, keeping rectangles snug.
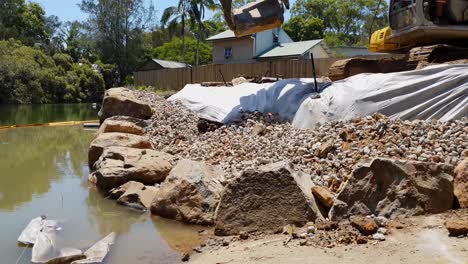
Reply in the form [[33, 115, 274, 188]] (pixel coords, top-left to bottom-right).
[[190, 210, 468, 264], [88, 87, 467, 262]]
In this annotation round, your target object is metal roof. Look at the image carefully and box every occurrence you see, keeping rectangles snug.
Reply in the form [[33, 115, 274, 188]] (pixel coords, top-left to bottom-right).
[[206, 30, 238, 41], [256, 39, 323, 58], [152, 59, 189, 68]]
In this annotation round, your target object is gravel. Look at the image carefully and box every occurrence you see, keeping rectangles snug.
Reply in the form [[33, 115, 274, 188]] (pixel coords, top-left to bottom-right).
[[140, 92, 468, 194]]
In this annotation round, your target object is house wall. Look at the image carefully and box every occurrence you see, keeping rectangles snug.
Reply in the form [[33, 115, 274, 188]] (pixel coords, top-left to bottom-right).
[[301, 44, 330, 59], [255, 28, 294, 57], [212, 37, 255, 64]]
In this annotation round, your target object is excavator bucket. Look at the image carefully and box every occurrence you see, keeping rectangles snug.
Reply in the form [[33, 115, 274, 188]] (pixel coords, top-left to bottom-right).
[[220, 0, 289, 37]]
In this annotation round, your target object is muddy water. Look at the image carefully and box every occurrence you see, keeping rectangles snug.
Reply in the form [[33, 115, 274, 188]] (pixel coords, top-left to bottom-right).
[[0, 125, 204, 264]]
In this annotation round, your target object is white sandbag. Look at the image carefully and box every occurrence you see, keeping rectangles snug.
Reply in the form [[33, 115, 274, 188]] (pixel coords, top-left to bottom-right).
[[293, 64, 468, 128], [32, 220, 84, 263], [169, 79, 329, 123], [170, 64, 467, 127], [18, 216, 45, 245]]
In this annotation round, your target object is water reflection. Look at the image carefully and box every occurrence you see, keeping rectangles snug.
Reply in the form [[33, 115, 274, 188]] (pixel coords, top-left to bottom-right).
[[0, 126, 93, 211], [0, 125, 205, 264], [85, 186, 147, 236], [0, 104, 98, 126]]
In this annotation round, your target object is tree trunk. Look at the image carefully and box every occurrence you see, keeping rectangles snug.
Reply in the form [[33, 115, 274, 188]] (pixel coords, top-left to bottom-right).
[[196, 23, 201, 66], [181, 4, 186, 64]]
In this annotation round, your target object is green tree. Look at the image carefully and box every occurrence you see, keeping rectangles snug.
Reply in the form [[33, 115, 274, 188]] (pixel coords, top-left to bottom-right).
[[290, 0, 388, 46], [0, 40, 105, 104], [79, 0, 155, 84], [60, 21, 97, 62], [0, 0, 49, 46], [152, 37, 212, 66], [283, 16, 324, 41], [161, 0, 192, 64], [188, 0, 218, 65]]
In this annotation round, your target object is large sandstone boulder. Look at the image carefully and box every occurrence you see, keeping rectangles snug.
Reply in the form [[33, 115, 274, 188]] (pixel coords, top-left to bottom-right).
[[89, 147, 173, 190], [454, 157, 468, 208], [96, 116, 147, 137], [214, 162, 323, 236], [98, 88, 152, 121], [150, 159, 225, 225], [109, 181, 158, 211], [88, 132, 152, 168], [330, 158, 454, 220]]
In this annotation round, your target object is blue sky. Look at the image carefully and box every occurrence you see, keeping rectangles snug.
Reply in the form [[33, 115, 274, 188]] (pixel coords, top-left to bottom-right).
[[33, 0, 296, 24]]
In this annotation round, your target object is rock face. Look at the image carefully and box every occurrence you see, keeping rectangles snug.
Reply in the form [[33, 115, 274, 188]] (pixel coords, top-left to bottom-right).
[[109, 181, 158, 211], [99, 88, 153, 121], [96, 116, 147, 136], [454, 157, 468, 208], [88, 132, 152, 168], [150, 159, 225, 225], [90, 147, 173, 190], [214, 162, 323, 236], [330, 159, 454, 220]]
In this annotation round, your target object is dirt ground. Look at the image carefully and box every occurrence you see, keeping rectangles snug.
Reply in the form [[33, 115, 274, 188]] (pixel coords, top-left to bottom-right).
[[190, 211, 468, 264]]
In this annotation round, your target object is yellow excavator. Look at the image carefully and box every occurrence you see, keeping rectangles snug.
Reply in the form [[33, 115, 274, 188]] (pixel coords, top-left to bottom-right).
[[220, 0, 468, 80]]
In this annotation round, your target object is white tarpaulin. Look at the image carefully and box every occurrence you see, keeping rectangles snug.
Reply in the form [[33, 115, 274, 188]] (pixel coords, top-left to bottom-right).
[[169, 64, 468, 128]]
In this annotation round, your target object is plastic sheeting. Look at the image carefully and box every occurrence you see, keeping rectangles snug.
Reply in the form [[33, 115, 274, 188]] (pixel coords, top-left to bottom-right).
[[170, 64, 468, 128], [169, 79, 330, 123], [293, 64, 468, 128]]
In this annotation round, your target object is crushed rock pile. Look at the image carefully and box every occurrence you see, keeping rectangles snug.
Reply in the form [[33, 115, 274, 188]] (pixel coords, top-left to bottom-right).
[[141, 91, 467, 194]]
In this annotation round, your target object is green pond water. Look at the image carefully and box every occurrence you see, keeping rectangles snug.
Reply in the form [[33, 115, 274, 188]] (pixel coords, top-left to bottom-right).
[[0, 109, 203, 263], [0, 104, 99, 126]]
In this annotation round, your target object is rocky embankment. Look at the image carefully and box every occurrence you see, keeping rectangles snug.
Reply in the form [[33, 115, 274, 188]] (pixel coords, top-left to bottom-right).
[[88, 87, 468, 256]]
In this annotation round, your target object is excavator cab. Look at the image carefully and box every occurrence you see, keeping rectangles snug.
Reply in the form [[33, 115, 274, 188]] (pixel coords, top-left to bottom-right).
[[370, 0, 468, 53], [220, 0, 290, 37]]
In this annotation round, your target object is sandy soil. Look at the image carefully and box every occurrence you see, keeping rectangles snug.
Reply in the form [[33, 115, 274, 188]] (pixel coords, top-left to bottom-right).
[[190, 212, 468, 264]]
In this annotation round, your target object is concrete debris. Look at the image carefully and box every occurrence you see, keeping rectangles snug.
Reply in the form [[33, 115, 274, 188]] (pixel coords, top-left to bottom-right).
[[374, 216, 389, 227], [136, 92, 466, 193], [72, 233, 116, 264], [372, 233, 386, 241]]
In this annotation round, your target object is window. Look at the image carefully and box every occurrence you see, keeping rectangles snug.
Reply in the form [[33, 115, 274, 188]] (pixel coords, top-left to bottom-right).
[[224, 47, 232, 59]]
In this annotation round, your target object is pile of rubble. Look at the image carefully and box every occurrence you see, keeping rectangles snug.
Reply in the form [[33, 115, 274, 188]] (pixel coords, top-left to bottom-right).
[[140, 90, 467, 195], [87, 88, 468, 250]]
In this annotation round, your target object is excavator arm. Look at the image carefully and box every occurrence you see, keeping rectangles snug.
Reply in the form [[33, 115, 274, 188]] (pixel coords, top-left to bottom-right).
[[220, 0, 290, 37]]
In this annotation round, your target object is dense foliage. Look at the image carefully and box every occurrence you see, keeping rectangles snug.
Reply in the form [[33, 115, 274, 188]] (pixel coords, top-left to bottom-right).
[[152, 37, 212, 66], [0, 40, 105, 104], [287, 0, 388, 46]]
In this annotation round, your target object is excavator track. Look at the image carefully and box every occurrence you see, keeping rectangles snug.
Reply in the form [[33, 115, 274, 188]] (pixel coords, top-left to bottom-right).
[[329, 45, 468, 81]]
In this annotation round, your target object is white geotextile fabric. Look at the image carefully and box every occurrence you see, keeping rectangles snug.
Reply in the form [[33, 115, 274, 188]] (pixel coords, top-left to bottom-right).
[[169, 64, 468, 128]]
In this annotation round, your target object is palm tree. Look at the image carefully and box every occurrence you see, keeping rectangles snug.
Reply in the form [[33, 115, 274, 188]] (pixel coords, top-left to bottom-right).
[[189, 0, 217, 66], [161, 0, 191, 64]]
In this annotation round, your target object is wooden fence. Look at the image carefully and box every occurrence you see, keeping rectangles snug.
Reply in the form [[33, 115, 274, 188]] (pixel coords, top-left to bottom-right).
[[134, 58, 339, 91]]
